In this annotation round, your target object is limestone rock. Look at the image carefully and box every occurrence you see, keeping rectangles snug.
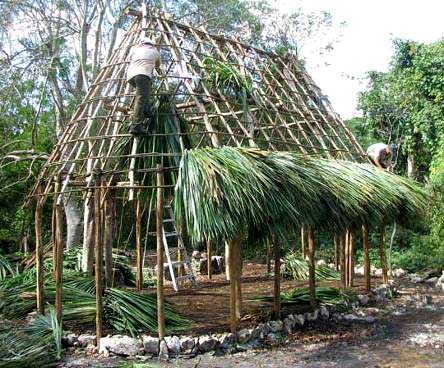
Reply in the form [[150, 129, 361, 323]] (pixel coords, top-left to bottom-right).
[[394, 268, 406, 278], [199, 256, 225, 275], [165, 336, 181, 356], [199, 335, 217, 352], [219, 332, 235, 349], [269, 320, 283, 333], [62, 333, 78, 347], [142, 335, 159, 355], [358, 294, 370, 306], [316, 259, 327, 267], [294, 314, 305, 327], [266, 332, 278, 343], [319, 305, 329, 319], [77, 334, 96, 347], [98, 335, 141, 356], [180, 336, 196, 354], [159, 340, 169, 360], [237, 328, 251, 344]]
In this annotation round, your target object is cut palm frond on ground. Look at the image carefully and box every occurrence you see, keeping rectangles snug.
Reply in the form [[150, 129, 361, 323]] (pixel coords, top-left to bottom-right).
[[0, 272, 190, 336], [0, 254, 14, 280], [252, 286, 352, 306], [0, 308, 62, 367], [175, 147, 427, 243], [282, 252, 339, 280]]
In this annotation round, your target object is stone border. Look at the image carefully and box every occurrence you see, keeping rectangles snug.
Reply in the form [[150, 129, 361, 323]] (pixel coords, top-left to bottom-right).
[[63, 284, 395, 360]]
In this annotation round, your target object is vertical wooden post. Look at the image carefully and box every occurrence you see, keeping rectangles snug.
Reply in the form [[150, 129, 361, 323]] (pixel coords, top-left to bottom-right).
[[35, 182, 44, 314], [379, 223, 388, 284], [348, 230, 355, 288], [135, 190, 143, 289], [234, 238, 242, 319], [300, 226, 306, 258], [156, 165, 166, 339], [54, 177, 64, 323], [103, 195, 114, 288], [362, 223, 371, 292], [334, 234, 339, 271], [340, 232, 346, 290], [229, 239, 237, 334], [94, 172, 103, 347], [308, 227, 317, 308], [225, 242, 230, 281], [273, 232, 281, 320], [344, 230, 350, 287], [207, 240, 212, 279], [266, 240, 272, 274]]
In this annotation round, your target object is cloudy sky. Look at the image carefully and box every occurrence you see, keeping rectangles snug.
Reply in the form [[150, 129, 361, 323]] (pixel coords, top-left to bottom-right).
[[275, 0, 444, 119]]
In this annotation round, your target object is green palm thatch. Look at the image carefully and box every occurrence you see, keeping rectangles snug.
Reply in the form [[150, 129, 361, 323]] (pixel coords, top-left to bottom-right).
[[174, 147, 427, 243]]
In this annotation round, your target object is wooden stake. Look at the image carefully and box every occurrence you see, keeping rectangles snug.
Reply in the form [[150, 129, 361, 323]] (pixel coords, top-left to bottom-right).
[[340, 232, 346, 290], [207, 240, 212, 279], [135, 190, 143, 289], [156, 165, 166, 339], [379, 223, 389, 284], [273, 232, 281, 319], [300, 226, 306, 258], [94, 173, 103, 347], [35, 183, 44, 314], [308, 227, 317, 308], [54, 177, 64, 323], [348, 230, 355, 288], [229, 239, 237, 334], [362, 223, 371, 292], [266, 240, 272, 274]]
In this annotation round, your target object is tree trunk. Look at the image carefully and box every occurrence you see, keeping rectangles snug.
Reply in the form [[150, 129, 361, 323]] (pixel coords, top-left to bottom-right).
[[308, 227, 317, 308], [64, 196, 82, 249], [407, 154, 417, 180], [81, 196, 95, 273]]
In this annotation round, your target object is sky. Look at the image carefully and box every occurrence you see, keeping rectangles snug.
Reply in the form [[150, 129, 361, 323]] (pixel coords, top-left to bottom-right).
[[275, 0, 444, 119]]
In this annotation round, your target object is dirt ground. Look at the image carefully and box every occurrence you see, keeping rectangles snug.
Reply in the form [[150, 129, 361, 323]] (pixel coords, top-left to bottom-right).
[[161, 262, 372, 334]]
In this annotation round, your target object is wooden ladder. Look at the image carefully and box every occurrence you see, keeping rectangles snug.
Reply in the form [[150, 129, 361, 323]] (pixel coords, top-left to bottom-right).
[[161, 203, 196, 291]]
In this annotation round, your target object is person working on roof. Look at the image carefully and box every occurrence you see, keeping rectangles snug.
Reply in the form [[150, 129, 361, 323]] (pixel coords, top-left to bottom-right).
[[366, 143, 397, 170], [126, 36, 161, 135]]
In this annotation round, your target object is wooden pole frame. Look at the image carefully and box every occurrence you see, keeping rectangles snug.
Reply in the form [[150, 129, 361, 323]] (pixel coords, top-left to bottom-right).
[[229, 238, 237, 334], [156, 165, 166, 339], [300, 226, 306, 258], [53, 177, 64, 323], [273, 232, 281, 320], [234, 238, 242, 319], [380, 223, 389, 284], [94, 171, 104, 347], [207, 240, 212, 279], [340, 232, 346, 290], [135, 189, 143, 289], [348, 230, 355, 288], [35, 181, 44, 315], [362, 223, 371, 292], [308, 227, 317, 308]]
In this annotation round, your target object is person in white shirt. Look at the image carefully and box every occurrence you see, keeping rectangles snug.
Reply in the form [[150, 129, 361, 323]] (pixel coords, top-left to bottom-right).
[[366, 143, 397, 170], [126, 36, 161, 135]]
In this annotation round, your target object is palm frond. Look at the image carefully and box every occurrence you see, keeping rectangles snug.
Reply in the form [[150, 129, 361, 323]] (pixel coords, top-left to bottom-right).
[[175, 147, 427, 243], [282, 252, 339, 281]]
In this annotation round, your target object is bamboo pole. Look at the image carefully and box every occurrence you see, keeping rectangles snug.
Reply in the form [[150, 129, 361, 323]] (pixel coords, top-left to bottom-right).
[[94, 172, 103, 347], [54, 178, 64, 323], [135, 190, 143, 289], [362, 223, 371, 292], [156, 165, 166, 339], [300, 226, 306, 258], [207, 240, 212, 279], [35, 183, 44, 314], [340, 232, 346, 290], [225, 242, 230, 281], [334, 234, 339, 271], [229, 239, 237, 334], [344, 230, 350, 287], [103, 195, 114, 288], [380, 223, 389, 284], [234, 238, 242, 319], [273, 232, 281, 320], [348, 230, 355, 288], [308, 227, 317, 308]]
